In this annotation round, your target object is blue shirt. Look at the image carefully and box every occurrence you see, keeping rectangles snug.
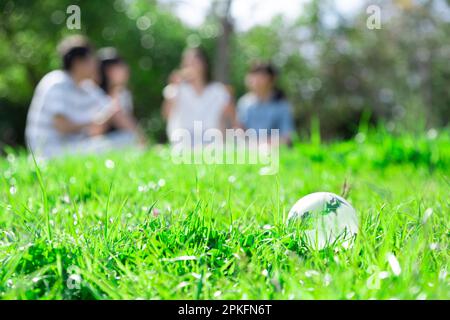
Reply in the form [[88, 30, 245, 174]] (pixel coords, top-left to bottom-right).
[[237, 93, 294, 137]]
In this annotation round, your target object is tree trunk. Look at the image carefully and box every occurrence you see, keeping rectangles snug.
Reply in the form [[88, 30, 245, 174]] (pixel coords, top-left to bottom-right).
[[213, 0, 233, 84]]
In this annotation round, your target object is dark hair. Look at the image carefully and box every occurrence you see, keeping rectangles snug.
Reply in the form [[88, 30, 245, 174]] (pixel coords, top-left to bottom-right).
[[57, 35, 94, 71], [183, 47, 212, 83], [249, 61, 286, 101], [97, 47, 125, 93]]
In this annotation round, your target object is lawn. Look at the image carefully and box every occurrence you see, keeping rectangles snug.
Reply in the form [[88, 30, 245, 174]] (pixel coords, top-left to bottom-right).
[[0, 130, 449, 300]]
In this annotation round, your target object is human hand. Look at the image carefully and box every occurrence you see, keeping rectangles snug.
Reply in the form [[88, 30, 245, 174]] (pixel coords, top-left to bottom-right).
[[86, 122, 108, 136]]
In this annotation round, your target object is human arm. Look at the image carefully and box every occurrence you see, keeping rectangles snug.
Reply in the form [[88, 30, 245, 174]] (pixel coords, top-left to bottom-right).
[[278, 102, 295, 146], [53, 114, 110, 137]]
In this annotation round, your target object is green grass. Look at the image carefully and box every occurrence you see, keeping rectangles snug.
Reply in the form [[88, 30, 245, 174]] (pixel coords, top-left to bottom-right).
[[0, 130, 449, 300]]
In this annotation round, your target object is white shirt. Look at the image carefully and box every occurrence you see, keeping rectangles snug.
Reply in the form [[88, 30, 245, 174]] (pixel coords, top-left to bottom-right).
[[167, 82, 230, 145], [118, 89, 134, 114], [25, 70, 113, 157], [81, 81, 134, 114]]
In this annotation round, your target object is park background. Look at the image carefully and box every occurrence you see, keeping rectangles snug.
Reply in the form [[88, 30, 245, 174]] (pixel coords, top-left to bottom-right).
[[0, 0, 449, 300], [0, 0, 448, 149]]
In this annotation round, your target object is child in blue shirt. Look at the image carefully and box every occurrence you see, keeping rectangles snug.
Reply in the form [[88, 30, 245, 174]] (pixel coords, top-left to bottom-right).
[[237, 62, 294, 146]]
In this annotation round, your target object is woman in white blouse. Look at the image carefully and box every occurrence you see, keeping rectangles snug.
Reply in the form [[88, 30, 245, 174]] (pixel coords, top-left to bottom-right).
[[162, 47, 236, 146]]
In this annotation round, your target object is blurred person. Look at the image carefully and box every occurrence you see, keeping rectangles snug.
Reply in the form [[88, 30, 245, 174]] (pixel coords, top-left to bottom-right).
[[97, 47, 133, 114], [94, 47, 146, 144], [25, 35, 141, 159], [237, 62, 294, 146], [161, 47, 236, 146]]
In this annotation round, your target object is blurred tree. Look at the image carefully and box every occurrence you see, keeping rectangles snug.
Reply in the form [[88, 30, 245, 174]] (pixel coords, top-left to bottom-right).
[[229, 0, 449, 139], [211, 0, 234, 84], [0, 0, 448, 149], [0, 0, 192, 146]]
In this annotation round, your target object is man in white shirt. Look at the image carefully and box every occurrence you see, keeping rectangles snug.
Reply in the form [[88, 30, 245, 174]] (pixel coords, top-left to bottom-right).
[[25, 35, 140, 158]]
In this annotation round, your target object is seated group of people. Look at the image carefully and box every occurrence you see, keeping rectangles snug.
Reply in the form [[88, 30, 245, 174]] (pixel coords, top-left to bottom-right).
[[25, 35, 295, 159]]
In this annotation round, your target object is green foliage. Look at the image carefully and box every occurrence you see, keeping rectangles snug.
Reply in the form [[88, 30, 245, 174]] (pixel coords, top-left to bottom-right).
[[0, 130, 448, 299], [0, 0, 196, 144], [0, 0, 449, 147], [230, 0, 449, 139]]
